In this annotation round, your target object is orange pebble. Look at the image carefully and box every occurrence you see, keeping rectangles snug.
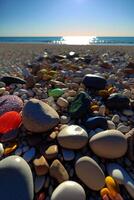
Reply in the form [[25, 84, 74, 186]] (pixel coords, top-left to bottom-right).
[[4, 143, 17, 155], [105, 176, 119, 197], [100, 188, 111, 197]]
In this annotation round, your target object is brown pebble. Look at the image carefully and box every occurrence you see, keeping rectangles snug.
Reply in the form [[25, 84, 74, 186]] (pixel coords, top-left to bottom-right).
[[49, 159, 69, 183], [33, 156, 49, 176]]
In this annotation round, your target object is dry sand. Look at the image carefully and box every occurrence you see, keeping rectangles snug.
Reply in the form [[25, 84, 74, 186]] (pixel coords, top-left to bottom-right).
[[0, 43, 134, 70]]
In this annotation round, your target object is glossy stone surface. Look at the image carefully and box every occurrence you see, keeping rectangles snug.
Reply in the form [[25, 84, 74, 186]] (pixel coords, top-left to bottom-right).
[[0, 156, 34, 200], [89, 130, 127, 159], [69, 92, 91, 119], [75, 156, 105, 190], [22, 98, 59, 133], [82, 74, 106, 90], [51, 181, 86, 200], [84, 116, 108, 130], [57, 125, 88, 149]]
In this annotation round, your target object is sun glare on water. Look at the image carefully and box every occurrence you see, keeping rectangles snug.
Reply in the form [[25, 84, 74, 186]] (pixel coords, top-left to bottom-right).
[[62, 36, 97, 45]]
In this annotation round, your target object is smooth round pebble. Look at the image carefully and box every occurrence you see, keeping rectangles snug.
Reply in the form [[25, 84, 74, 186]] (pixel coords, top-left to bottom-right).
[[0, 95, 23, 116], [117, 125, 130, 133], [51, 181, 86, 200], [75, 156, 105, 190], [89, 130, 128, 159], [22, 99, 59, 133], [0, 156, 34, 200], [57, 125, 88, 149]]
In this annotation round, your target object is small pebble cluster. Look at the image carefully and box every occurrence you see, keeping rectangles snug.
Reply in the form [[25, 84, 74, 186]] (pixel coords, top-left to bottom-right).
[[0, 50, 134, 200]]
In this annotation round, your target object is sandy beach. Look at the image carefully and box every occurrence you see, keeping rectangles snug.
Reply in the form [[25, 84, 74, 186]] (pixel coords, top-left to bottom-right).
[[0, 43, 134, 70]]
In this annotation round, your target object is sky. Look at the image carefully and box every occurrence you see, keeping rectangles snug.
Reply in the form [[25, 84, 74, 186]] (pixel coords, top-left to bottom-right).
[[0, 0, 134, 36]]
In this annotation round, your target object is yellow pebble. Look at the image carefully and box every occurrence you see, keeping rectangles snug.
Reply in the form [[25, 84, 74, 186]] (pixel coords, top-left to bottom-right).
[[108, 87, 116, 94], [105, 176, 119, 197], [98, 90, 109, 98], [91, 105, 99, 111], [4, 143, 17, 155]]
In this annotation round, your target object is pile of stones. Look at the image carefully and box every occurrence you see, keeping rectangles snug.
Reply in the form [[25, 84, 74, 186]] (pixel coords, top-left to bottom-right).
[[0, 50, 134, 200]]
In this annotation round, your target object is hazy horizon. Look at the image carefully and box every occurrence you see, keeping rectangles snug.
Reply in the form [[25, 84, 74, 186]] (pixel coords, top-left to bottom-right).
[[0, 0, 134, 37]]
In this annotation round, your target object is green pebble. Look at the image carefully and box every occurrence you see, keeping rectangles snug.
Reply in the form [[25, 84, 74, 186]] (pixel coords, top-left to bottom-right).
[[48, 88, 64, 98]]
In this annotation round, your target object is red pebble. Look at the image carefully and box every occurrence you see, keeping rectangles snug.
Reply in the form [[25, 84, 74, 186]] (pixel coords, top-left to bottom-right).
[[0, 111, 22, 134], [37, 192, 45, 200]]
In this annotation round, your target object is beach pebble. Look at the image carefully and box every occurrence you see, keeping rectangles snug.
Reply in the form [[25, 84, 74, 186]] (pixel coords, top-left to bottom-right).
[[15, 147, 23, 156], [122, 109, 134, 116], [69, 91, 91, 119], [89, 130, 128, 159], [68, 90, 77, 97], [0, 143, 4, 157], [44, 145, 58, 160], [22, 99, 59, 133], [125, 128, 134, 161], [107, 120, 116, 129], [84, 116, 108, 130], [51, 181, 86, 200], [23, 147, 36, 162], [0, 87, 6, 95], [75, 156, 105, 190], [60, 115, 70, 124], [49, 159, 69, 183], [48, 88, 64, 98], [0, 95, 23, 116], [112, 114, 120, 123], [0, 129, 18, 142], [57, 125, 88, 149], [0, 156, 34, 200], [0, 76, 26, 85], [107, 163, 134, 199], [33, 156, 49, 176], [82, 74, 106, 90], [35, 175, 46, 193], [106, 93, 130, 110], [62, 149, 75, 161], [0, 81, 6, 88], [117, 125, 130, 133], [57, 97, 69, 108]]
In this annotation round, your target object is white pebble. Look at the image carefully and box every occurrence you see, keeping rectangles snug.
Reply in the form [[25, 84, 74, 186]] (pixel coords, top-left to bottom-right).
[[0, 143, 4, 157], [112, 114, 120, 123]]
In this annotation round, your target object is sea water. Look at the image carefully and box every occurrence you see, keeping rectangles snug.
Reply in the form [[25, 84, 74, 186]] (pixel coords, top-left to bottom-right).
[[0, 36, 134, 45]]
